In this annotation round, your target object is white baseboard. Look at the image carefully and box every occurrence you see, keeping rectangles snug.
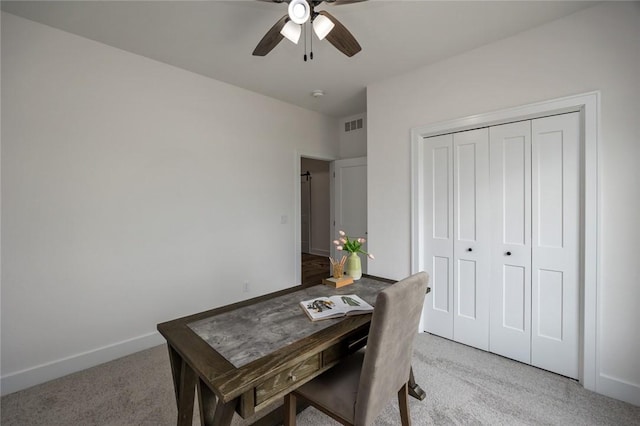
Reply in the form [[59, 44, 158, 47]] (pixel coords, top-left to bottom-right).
[[2, 331, 639, 409], [309, 248, 330, 257], [0, 331, 165, 396], [598, 373, 640, 407]]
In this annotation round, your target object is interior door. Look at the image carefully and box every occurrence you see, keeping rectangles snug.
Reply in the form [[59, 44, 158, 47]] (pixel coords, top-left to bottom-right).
[[452, 128, 490, 350], [333, 157, 368, 273], [531, 112, 580, 379], [489, 120, 533, 364], [422, 134, 454, 339]]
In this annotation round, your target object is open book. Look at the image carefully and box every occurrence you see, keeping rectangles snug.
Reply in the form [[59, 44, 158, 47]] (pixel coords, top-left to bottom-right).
[[300, 294, 373, 321]]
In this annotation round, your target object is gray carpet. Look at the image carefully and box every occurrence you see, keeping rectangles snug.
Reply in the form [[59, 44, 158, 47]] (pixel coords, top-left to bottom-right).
[[2, 333, 639, 425]]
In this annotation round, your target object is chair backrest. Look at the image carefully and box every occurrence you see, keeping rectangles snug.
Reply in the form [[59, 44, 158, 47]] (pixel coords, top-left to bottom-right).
[[354, 271, 429, 425]]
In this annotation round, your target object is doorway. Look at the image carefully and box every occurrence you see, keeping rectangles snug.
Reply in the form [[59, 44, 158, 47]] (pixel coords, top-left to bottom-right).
[[300, 157, 331, 285]]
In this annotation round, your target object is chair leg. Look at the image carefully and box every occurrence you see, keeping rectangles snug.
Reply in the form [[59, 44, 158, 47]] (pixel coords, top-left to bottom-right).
[[284, 392, 297, 426], [398, 382, 411, 426]]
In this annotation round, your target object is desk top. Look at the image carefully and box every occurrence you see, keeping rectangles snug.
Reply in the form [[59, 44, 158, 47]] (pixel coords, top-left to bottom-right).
[[188, 277, 389, 368]]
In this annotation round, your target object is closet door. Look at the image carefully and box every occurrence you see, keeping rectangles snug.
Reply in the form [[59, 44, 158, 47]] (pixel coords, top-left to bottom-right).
[[489, 121, 532, 364], [422, 134, 454, 339], [531, 112, 580, 379], [452, 129, 490, 350]]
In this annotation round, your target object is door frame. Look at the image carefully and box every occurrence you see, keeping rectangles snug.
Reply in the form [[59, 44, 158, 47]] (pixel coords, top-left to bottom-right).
[[410, 91, 599, 391], [294, 151, 336, 285]]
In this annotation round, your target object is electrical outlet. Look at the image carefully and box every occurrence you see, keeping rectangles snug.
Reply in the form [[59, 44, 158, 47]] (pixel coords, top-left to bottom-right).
[[243, 281, 250, 292]]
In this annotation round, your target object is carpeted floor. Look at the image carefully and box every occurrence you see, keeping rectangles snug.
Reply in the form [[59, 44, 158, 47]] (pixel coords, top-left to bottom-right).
[[2, 333, 638, 425]]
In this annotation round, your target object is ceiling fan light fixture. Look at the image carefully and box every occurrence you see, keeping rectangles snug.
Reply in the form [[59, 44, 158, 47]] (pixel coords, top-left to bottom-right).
[[288, 0, 311, 24], [312, 14, 335, 40], [280, 20, 302, 44]]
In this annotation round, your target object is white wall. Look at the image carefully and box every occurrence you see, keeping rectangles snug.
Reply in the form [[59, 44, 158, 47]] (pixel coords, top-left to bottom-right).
[[0, 12, 338, 394], [367, 2, 639, 405], [338, 113, 367, 159], [300, 158, 330, 256]]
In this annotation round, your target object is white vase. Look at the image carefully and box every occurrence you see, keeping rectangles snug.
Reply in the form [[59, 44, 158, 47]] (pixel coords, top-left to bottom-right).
[[346, 252, 362, 280]]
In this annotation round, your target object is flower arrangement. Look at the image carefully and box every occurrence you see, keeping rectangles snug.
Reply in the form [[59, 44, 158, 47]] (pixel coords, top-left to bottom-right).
[[332, 230, 375, 260]]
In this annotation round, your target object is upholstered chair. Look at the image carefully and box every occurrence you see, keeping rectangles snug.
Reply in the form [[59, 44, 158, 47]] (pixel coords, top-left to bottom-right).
[[284, 271, 429, 426]]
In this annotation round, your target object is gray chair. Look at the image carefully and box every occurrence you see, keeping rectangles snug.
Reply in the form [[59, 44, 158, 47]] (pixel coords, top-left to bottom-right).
[[284, 271, 429, 426]]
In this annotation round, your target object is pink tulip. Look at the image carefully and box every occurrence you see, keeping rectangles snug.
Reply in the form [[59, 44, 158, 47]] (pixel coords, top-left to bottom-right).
[[340, 238, 347, 244], [357, 238, 366, 243], [336, 246, 343, 251], [367, 254, 375, 260], [333, 240, 340, 245], [338, 230, 346, 236]]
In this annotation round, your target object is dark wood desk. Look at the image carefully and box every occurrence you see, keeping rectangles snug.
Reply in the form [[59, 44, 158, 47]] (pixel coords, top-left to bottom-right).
[[157, 275, 426, 425]]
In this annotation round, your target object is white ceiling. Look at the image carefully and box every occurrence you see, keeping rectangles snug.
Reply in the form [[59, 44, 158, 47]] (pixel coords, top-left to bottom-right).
[[1, 1, 597, 118]]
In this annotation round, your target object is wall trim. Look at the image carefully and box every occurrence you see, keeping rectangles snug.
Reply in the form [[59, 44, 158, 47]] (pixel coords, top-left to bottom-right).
[[308, 248, 330, 257], [0, 331, 165, 396], [410, 91, 599, 394], [598, 374, 640, 407]]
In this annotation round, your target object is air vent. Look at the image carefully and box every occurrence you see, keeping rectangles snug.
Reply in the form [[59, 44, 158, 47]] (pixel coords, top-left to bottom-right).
[[344, 118, 363, 132]]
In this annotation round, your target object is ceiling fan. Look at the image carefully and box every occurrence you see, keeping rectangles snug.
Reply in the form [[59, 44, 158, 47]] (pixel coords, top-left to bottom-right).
[[253, 0, 365, 58]]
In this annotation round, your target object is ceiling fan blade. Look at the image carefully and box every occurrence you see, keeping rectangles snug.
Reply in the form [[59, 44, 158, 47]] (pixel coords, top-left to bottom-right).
[[318, 10, 361, 57], [323, 0, 367, 4], [253, 15, 288, 56]]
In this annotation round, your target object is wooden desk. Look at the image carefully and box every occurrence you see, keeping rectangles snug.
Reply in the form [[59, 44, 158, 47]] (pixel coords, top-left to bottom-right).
[[157, 275, 426, 425]]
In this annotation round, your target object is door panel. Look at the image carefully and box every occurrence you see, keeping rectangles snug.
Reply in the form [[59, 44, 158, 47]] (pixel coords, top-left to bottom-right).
[[536, 131, 565, 248], [503, 265, 526, 331], [531, 112, 580, 379], [457, 259, 477, 319], [456, 142, 478, 241], [452, 129, 490, 350], [536, 269, 564, 340], [423, 134, 454, 339], [489, 120, 532, 364], [433, 146, 451, 240], [503, 138, 528, 246], [432, 256, 451, 313]]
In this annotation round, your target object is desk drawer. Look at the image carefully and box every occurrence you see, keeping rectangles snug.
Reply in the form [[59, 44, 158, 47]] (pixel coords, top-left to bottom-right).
[[255, 354, 320, 405]]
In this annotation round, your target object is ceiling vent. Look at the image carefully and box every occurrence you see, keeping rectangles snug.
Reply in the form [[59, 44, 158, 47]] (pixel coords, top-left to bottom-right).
[[344, 118, 363, 132]]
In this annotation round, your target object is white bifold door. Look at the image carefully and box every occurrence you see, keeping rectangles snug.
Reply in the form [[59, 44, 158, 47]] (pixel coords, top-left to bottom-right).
[[422, 112, 580, 379], [422, 128, 491, 351]]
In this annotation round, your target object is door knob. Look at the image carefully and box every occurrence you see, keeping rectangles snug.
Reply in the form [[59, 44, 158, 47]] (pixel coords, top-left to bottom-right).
[[506, 251, 512, 256], [467, 248, 473, 252]]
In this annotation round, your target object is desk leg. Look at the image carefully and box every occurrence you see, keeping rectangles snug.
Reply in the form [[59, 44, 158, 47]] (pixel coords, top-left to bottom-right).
[[211, 397, 235, 426], [167, 345, 198, 426], [167, 345, 182, 406], [408, 366, 426, 401], [197, 379, 217, 426]]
